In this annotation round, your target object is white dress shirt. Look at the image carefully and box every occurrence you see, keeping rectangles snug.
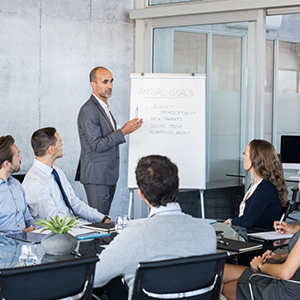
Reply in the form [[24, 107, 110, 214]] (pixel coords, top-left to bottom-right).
[[22, 159, 105, 222], [239, 179, 263, 217], [93, 93, 115, 130]]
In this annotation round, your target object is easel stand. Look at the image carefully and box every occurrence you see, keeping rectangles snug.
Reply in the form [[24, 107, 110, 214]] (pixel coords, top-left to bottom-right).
[[128, 189, 134, 219], [200, 189, 205, 219]]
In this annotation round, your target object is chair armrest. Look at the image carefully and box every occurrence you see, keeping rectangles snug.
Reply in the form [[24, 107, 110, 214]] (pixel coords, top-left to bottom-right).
[[248, 272, 300, 300]]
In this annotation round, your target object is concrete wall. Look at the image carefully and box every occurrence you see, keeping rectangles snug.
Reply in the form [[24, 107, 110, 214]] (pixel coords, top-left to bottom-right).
[[0, 0, 135, 220]]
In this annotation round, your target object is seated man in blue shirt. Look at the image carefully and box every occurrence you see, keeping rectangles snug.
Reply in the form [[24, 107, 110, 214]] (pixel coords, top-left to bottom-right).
[[93, 155, 216, 300], [23, 127, 111, 223], [0, 135, 35, 233]]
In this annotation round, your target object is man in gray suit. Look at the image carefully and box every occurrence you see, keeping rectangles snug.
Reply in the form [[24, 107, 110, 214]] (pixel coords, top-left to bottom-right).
[[77, 66, 143, 215]]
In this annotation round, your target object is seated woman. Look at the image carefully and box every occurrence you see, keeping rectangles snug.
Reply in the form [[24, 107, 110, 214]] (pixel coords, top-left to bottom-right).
[[222, 221, 300, 299], [225, 139, 288, 230]]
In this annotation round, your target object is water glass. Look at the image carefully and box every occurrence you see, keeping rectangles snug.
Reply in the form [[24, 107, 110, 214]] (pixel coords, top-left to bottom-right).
[[115, 214, 130, 233], [19, 242, 38, 266]]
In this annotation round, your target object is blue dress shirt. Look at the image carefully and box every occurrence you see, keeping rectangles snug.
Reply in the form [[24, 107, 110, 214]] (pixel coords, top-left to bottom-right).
[[0, 176, 35, 232]]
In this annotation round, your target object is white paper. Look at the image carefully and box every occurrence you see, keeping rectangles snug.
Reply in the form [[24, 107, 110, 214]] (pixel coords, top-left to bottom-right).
[[247, 231, 293, 240]]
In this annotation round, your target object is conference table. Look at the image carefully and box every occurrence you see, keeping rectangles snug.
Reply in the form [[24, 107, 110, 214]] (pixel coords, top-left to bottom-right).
[[0, 234, 104, 270], [212, 222, 290, 265], [0, 221, 289, 270]]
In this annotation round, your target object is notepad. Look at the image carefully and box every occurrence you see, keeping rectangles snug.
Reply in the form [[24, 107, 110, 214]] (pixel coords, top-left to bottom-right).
[[216, 238, 263, 252], [247, 231, 293, 240], [82, 222, 116, 233]]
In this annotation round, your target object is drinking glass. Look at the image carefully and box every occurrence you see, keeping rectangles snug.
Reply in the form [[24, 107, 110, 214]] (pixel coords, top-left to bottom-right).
[[19, 242, 38, 266], [115, 214, 130, 233]]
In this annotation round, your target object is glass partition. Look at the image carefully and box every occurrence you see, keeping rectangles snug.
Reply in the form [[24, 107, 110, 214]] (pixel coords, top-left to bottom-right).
[[153, 24, 247, 185], [210, 35, 242, 183], [264, 40, 274, 143], [277, 41, 300, 146], [259, 14, 300, 150], [265, 14, 300, 199], [173, 31, 206, 74]]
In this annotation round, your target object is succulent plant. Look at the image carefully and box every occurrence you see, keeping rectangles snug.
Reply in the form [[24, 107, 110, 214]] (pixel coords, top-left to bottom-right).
[[35, 215, 79, 234]]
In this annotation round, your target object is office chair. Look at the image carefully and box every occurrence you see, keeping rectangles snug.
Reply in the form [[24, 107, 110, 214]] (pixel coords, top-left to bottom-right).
[[248, 273, 300, 300], [283, 187, 299, 222], [0, 255, 99, 300], [131, 252, 229, 300]]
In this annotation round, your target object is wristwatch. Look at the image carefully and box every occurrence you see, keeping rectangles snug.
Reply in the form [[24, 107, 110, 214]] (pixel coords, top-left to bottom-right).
[[257, 264, 262, 271], [102, 215, 111, 223]]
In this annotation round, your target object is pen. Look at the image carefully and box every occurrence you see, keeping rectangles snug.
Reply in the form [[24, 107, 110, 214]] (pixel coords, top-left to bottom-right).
[[263, 250, 272, 263], [217, 240, 229, 246], [278, 213, 285, 226], [276, 213, 285, 232]]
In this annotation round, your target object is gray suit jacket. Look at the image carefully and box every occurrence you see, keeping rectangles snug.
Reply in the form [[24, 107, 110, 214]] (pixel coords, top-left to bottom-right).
[[77, 95, 126, 185]]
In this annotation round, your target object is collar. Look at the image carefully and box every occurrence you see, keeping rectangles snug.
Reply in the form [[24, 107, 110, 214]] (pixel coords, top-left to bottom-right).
[[148, 202, 182, 219], [0, 175, 13, 185], [93, 94, 111, 111], [33, 159, 53, 177]]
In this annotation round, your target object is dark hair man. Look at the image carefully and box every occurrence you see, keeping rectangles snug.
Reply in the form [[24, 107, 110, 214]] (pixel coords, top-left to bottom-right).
[[93, 155, 216, 299], [22, 127, 111, 223], [77, 66, 143, 215], [0, 135, 35, 232]]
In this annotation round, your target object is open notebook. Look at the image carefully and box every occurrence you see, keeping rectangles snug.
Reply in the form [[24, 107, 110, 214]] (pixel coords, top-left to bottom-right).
[[247, 231, 293, 240]]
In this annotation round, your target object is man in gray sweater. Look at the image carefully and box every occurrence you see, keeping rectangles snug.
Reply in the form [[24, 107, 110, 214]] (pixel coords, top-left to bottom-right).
[[94, 155, 216, 299]]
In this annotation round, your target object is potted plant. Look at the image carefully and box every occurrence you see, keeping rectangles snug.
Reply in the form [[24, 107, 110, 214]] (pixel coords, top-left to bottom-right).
[[36, 216, 79, 256]]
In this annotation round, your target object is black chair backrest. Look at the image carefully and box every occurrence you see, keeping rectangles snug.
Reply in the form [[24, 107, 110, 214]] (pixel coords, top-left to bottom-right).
[[291, 186, 299, 210], [0, 255, 99, 300], [131, 252, 228, 300]]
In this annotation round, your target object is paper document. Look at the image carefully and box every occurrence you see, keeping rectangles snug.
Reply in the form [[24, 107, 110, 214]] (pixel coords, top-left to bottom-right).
[[247, 231, 293, 240]]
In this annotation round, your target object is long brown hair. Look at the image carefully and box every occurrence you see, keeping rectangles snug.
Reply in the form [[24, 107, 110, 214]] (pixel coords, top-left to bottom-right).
[[247, 139, 288, 207]]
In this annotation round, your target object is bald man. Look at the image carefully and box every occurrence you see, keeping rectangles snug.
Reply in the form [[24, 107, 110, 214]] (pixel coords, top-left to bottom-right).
[[77, 66, 142, 215]]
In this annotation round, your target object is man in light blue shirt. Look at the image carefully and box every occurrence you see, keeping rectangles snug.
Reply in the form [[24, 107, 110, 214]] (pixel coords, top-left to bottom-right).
[[0, 135, 35, 233]]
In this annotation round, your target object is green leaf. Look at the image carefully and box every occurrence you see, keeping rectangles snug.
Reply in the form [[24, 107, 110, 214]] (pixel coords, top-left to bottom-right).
[[35, 216, 79, 234]]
